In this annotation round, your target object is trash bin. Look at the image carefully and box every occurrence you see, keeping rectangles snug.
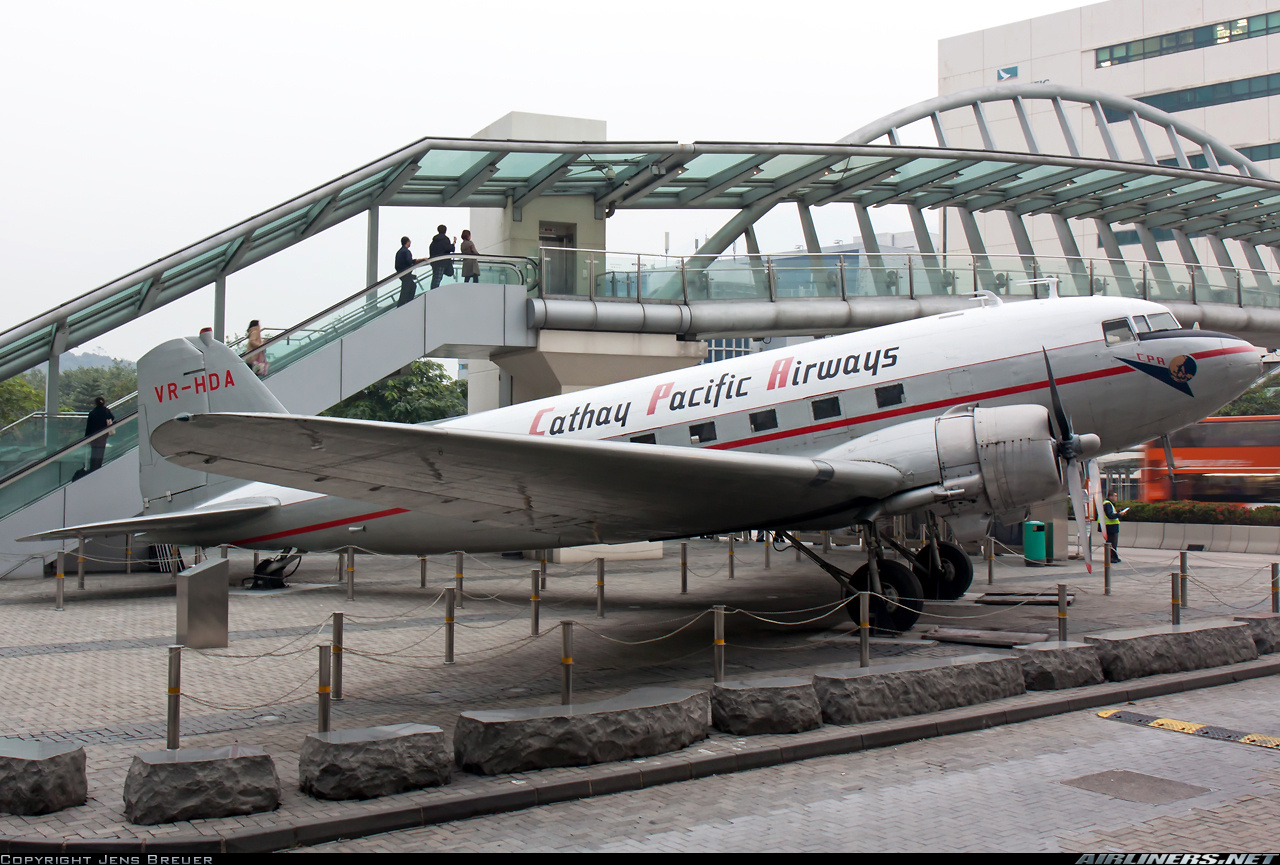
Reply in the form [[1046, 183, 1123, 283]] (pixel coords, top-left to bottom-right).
[[1023, 521, 1046, 567]]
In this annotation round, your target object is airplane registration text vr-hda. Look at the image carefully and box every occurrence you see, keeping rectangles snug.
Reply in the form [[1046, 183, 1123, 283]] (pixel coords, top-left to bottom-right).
[[27, 291, 1261, 631]]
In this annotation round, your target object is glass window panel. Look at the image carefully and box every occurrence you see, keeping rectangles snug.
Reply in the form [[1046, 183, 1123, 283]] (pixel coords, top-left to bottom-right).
[[678, 153, 748, 180], [1103, 319, 1135, 345], [689, 422, 717, 445], [749, 409, 778, 433], [160, 243, 231, 281], [1133, 315, 1151, 333], [1148, 312, 1180, 331], [414, 149, 493, 178], [336, 168, 392, 201], [491, 152, 561, 179], [811, 397, 841, 421], [753, 154, 828, 181]]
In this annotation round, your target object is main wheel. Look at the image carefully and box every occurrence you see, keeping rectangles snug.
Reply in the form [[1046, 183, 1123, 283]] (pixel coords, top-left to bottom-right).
[[845, 559, 924, 633], [913, 541, 974, 600]]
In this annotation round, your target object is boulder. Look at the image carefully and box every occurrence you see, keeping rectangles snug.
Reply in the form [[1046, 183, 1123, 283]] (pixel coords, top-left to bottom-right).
[[814, 653, 1025, 725], [1084, 620, 1258, 681], [1013, 641, 1105, 690], [454, 687, 708, 775], [123, 744, 280, 824], [0, 738, 87, 815], [1233, 613, 1280, 655], [300, 724, 451, 800], [712, 676, 821, 735]]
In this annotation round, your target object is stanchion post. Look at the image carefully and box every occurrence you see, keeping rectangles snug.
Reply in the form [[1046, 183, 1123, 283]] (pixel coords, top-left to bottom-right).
[[77, 535, 85, 590], [55, 550, 64, 611], [331, 612, 344, 702], [167, 645, 181, 749], [561, 621, 574, 705], [1171, 572, 1181, 625], [1272, 563, 1279, 615], [986, 537, 994, 585], [680, 542, 688, 594], [859, 591, 870, 668], [823, 531, 831, 554], [530, 569, 541, 636], [455, 551, 464, 609], [595, 558, 605, 618], [728, 535, 735, 580], [444, 587, 456, 664], [540, 550, 548, 591], [1179, 551, 1189, 609], [317, 645, 331, 733], [713, 605, 725, 682], [254, 551, 261, 570], [220, 544, 228, 559], [420, 556, 427, 589], [764, 534, 771, 569], [345, 546, 355, 601], [1057, 584, 1068, 642], [125, 535, 133, 574], [1104, 547, 1112, 595]]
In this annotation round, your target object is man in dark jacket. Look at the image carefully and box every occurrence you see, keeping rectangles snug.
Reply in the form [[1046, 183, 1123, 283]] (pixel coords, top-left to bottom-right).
[[85, 396, 114, 473], [395, 236, 424, 307], [428, 225, 455, 289]]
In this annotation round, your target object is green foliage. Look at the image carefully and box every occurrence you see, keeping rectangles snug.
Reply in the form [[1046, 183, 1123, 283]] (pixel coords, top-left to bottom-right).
[[1214, 377, 1280, 416], [321, 360, 468, 424], [21, 361, 137, 413], [0, 377, 44, 428], [1121, 500, 1280, 526]]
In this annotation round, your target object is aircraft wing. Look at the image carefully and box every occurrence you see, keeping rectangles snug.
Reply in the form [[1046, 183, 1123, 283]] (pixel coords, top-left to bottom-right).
[[16, 500, 279, 543], [151, 413, 910, 542]]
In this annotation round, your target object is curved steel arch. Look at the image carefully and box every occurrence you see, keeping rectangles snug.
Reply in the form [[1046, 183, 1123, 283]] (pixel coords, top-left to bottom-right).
[[838, 83, 1271, 180]]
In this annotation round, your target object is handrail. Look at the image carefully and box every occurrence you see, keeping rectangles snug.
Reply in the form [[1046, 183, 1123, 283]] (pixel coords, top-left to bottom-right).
[[1, 391, 139, 438], [0, 412, 138, 495]]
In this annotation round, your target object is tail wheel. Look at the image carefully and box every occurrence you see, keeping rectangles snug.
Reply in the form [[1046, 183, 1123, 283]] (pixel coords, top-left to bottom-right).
[[913, 541, 974, 601], [845, 558, 924, 633]]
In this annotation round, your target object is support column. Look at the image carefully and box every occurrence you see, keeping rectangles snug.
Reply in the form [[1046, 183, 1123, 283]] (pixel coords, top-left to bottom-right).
[[1049, 214, 1090, 295], [743, 225, 768, 296], [907, 205, 943, 295], [213, 274, 226, 343], [796, 202, 826, 294], [45, 321, 67, 449], [854, 204, 888, 295], [366, 205, 380, 292], [1094, 219, 1139, 296]]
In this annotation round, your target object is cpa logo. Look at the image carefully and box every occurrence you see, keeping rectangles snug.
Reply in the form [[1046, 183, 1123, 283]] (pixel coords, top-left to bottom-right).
[[1169, 355, 1197, 383], [1120, 353, 1197, 396]]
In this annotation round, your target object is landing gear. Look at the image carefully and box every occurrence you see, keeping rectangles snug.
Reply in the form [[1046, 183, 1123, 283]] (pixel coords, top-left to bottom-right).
[[913, 540, 974, 600], [244, 552, 302, 590]]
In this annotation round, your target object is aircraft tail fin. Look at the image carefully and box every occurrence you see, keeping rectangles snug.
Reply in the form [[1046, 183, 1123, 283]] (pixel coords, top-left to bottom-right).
[[137, 331, 286, 512]]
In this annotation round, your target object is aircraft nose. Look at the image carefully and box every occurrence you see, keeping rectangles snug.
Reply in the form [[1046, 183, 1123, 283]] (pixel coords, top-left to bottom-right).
[[1197, 333, 1262, 392]]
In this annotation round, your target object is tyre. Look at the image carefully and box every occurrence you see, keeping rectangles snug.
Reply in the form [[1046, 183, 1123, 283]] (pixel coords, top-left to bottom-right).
[[913, 541, 974, 601], [845, 558, 924, 633]]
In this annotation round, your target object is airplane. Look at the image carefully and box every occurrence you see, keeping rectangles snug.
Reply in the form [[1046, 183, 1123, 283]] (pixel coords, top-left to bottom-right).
[[22, 288, 1263, 632]]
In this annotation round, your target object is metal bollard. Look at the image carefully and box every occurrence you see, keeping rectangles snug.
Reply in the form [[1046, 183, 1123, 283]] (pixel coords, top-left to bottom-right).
[[713, 605, 726, 682], [254, 550, 260, 570], [1273, 563, 1279, 615], [1179, 551, 1189, 609], [986, 537, 994, 585], [125, 535, 133, 574], [764, 534, 771, 569], [335, 552, 343, 583], [796, 542, 802, 562], [455, 551, 464, 609], [680, 542, 688, 594], [331, 612, 344, 701], [77, 535, 85, 590], [317, 644, 331, 733], [728, 535, 735, 580], [1104, 546, 1112, 595], [530, 569, 541, 636], [444, 587, 456, 663], [55, 550, 64, 611], [561, 621, 574, 705], [1057, 584, 1068, 642], [859, 591, 870, 668], [167, 645, 182, 749], [345, 546, 355, 601], [220, 544, 228, 559], [420, 556, 427, 589], [595, 558, 605, 618], [1171, 572, 1181, 625], [540, 550, 548, 591], [823, 531, 832, 554]]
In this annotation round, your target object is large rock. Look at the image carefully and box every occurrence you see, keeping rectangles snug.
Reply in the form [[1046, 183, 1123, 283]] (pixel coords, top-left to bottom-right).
[[1013, 641, 1105, 690], [1084, 620, 1259, 681], [814, 654, 1025, 725], [300, 724, 451, 800], [712, 676, 821, 735], [123, 744, 280, 824], [454, 687, 709, 775], [0, 738, 86, 815], [1234, 613, 1280, 655]]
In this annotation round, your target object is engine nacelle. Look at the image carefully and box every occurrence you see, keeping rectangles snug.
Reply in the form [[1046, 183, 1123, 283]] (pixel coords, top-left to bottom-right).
[[821, 404, 1062, 519]]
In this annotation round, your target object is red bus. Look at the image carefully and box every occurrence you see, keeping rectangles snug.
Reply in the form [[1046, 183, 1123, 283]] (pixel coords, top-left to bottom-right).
[[1141, 415, 1280, 504]]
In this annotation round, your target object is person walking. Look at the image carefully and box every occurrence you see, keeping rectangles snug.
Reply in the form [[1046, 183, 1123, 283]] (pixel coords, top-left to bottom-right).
[[247, 319, 268, 376], [395, 236, 425, 307], [85, 396, 114, 473], [428, 225, 455, 289], [1101, 491, 1126, 563], [460, 229, 479, 283]]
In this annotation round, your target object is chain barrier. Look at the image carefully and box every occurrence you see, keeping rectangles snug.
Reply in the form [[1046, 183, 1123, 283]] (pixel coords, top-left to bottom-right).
[[570, 610, 711, 645]]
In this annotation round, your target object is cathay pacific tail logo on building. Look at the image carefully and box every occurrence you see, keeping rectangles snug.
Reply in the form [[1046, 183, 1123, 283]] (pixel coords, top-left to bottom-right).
[[997, 66, 1018, 81]]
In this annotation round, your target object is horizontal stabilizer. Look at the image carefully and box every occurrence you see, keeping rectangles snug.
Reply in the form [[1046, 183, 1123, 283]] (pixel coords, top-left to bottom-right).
[[17, 500, 278, 543]]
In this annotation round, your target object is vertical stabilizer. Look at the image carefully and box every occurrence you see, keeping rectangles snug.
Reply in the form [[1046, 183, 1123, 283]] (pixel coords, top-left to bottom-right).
[[137, 333, 287, 513]]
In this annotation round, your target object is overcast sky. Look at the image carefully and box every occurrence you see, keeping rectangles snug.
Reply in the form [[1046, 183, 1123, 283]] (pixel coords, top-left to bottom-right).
[[0, 0, 1085, 361]]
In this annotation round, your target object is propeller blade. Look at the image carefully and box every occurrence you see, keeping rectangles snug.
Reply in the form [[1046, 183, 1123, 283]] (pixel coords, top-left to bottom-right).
[[1162, 434, 1179, 502], [1068, 462, 1092, 574], [1041, 348, 1073, 443]]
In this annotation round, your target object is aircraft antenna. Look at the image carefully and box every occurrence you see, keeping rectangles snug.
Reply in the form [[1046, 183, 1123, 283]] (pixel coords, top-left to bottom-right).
[[1018, 277, 1060, 299]]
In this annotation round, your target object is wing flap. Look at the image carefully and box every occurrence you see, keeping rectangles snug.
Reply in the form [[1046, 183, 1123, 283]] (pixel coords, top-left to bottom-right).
[[152, 413, 909, 542]]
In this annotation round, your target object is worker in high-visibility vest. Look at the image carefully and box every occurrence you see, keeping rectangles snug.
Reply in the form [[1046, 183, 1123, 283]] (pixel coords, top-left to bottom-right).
[[1101, 491, 1123, 563]]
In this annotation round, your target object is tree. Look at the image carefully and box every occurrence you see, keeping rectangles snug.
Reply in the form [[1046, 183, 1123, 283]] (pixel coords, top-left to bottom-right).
[[21, 361, 137, 413], [1214, 373, 1280, 416], [0, 377, 43, 429], [321, 360, 468, 424]]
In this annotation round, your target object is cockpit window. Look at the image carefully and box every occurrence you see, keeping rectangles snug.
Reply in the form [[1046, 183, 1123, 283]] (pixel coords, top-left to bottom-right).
[[1147, 312, 1180, 331], [1102, 318, 1135, 345], [1132, 315, 1152, 333]]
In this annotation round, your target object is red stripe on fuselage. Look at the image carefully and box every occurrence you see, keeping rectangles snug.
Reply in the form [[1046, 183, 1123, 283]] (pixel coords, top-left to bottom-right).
[[1192, 345, 1256, 360], [233, 507, 409, 545]]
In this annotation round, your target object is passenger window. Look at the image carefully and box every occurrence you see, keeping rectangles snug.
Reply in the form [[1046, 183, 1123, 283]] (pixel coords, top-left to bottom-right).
[[1102, 319, 1135, 345], [1132, 315, 1151, 333], [749, 409, 778, 432], [811, 397, 842, 420], [1147, 312, 1179, 331], [629, 433, 656, 444], [689, 422, 717, 444], [875, 383, 905, 408]]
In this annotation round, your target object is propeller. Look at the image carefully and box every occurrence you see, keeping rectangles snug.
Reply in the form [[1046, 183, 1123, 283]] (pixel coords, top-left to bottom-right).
[[1162, 434, 1179, 502], [1042, 349, 1102, 573]]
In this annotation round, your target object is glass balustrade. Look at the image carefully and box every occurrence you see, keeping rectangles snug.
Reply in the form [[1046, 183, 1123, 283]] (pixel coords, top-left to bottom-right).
[[0, 413, 139, 521]]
